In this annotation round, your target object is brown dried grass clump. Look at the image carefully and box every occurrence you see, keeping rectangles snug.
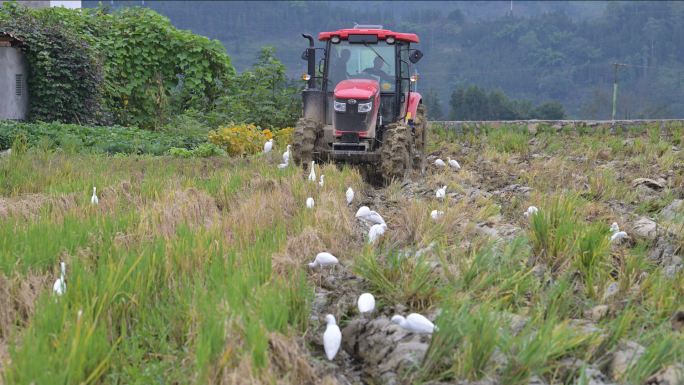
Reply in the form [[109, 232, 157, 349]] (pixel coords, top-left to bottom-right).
[[268, 333, 317, 384], [0, 271, 52, 341], [139, 187, 221, 238], [0, 193, 78, 222]]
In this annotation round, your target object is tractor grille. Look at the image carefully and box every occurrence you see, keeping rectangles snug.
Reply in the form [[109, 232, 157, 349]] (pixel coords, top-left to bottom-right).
[[333, 142, 367, 153]]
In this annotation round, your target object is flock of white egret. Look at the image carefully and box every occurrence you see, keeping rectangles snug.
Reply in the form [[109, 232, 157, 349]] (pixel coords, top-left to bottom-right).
[[63, 143, 630, 364]]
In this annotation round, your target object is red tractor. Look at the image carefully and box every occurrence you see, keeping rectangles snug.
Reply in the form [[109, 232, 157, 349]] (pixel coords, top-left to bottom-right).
[[292, 25, 426, 182]]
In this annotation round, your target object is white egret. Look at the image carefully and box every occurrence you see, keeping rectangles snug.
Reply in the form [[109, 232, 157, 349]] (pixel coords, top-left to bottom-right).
[[52, 262, 66, 301], [308, 161, 316, 182], [309, 252, 338, 270], [391, 313, 435, 334], [368, 223, 387, 244], [264, 139, 273, 154], [346, 188, 354, 205], [430, 210, 444, 220], [355, 206, 385, 225], [91, 187, 98, 205], [323, 314, 342, 361], [358, 293, 375, 318], [523, 206, 539, 217], [319, 175, 325, 187], [278, 159, 289, 169], [434, 159, 446, 167], [306, 197, 314, 209], [447, 157, 461, 169], [436, 186, 447, 199], [609, 222, 620, 234], [309, 252, 339, 285], [355, 206, 371, 218], [610, 231, 630, 243], [283, 145, 291, 163], [366, 211, 385, 225]]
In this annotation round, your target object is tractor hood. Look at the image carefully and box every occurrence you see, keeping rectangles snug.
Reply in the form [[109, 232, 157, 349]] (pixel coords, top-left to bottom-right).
[[334, 79, 380, 100]]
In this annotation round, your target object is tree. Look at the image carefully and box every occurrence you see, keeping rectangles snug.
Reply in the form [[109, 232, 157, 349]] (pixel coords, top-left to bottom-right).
[[447, 8, 465, 24], [447, 85, 466, 120], [534, 100, 567, 119], [518, 31, 540, 53], [643, 17, 663, 62], [580, 85, 611, 119], [464, 85, 488, 120], [423, 88, 444, 120]]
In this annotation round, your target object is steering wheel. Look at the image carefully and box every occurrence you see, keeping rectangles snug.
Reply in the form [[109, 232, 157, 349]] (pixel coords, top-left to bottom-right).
[[350, 73, 378, 81]]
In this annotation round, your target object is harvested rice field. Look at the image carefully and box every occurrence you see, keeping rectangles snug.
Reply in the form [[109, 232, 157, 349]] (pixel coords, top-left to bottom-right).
[[1, 123, 684, 385]]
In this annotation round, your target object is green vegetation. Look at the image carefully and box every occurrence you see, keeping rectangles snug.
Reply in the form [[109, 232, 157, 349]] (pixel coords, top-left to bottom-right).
[[104, 1, 684, 119], [0, 120, 205, 155], [0, 2, 235, 129]]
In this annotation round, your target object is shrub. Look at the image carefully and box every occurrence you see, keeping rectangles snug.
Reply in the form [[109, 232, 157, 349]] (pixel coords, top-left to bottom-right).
[[166, 143, 226, 158], [0, 2, 108, 125], [207, 124, 294, 156], [211, 47, 303, 130], [0, 3, 235, 129], [0, 120, 203, 154]]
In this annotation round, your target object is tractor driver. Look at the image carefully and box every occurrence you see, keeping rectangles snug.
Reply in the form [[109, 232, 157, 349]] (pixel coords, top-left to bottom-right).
[[362, 56, 393, 85], [331, 49, 351, 84]]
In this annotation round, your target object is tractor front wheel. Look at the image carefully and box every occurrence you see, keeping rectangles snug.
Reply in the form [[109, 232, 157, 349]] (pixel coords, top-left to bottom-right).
[[292, 117, 322, 167], [380, 122, 413, 182]]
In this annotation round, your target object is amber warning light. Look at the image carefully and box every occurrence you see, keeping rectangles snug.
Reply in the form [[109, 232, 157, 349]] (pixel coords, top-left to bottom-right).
[[303, 74, 311, 81]]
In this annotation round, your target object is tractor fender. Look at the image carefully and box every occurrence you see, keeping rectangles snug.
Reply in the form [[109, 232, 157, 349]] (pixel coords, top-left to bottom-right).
[[403, 92, 422, 124]]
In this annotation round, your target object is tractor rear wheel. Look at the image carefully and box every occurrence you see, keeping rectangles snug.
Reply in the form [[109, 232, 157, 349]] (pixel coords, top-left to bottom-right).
[[413, 103, 428, 175], [380, 122, 413, 182], [292, 117, 322, 167]]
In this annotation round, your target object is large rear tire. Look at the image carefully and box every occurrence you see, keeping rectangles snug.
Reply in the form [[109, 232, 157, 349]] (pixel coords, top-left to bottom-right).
[[292, 117, 322, 167], [380, 123, 413, 182], [413, 104, 428, 175]]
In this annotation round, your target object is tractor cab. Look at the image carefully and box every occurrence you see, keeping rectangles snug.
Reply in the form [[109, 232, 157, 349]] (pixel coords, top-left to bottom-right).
[[296, 25, 426, 181]]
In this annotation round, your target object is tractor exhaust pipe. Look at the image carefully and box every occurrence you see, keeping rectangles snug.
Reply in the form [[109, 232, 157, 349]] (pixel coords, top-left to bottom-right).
[[302, 34, 316, 90], [301, 33, 324, 124]]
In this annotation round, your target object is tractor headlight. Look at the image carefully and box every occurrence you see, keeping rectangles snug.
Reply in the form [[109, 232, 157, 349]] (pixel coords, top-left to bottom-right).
[[334, 100, 346, 112], [386, 36, 395, 44], [331, 35, 340, 44], [358, 101, 372, 113]]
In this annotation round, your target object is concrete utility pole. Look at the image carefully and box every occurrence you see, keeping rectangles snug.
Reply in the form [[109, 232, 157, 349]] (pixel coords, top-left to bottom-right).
[[611, 62, 626, 121]]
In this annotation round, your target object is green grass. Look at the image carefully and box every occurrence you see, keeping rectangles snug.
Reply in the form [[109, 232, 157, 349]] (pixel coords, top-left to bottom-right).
[[3, 121, 684, 384]]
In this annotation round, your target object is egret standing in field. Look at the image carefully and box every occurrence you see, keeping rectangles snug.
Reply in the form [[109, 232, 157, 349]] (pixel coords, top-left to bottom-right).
[[434, 159, 446, 167], [323, 314, 342, 361], [368, 223, 387, 244], [447, 157, 461, 169], [431, 210, 444, 220], [609, 222, 620, 234], [391, 313, 435, 334], [436, 186, 447, 199], [306, 197, 315, 209], [523, 206, 539, 217], [355, 206, 386, 225], [278, 159, 289, 169], [308, 252, 339, 285], [264, 139, 273, 154], [355, 206, 371, 219], [91, 187, 98, 205], [283, 145, 291, 163], [358, 293, 375, 318], [346, 188, 354, 205], [308, 161, 316, 182], [52, 262, 67, 301], [610, 231, 630, 244], [319, 175, 325, 188]]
